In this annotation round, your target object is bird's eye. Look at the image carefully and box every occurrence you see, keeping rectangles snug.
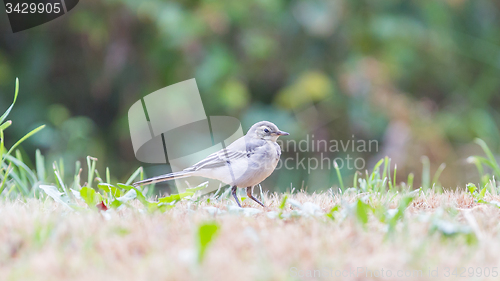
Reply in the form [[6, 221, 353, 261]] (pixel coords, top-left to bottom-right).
[[264, 128, 269, 133]]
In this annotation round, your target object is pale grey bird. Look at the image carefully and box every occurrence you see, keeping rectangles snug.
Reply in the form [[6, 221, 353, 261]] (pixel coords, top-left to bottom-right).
[[133, 121, 289, 207]]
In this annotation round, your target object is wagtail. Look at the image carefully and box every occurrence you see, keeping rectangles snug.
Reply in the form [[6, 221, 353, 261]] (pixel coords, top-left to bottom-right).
[[133, 121, 289, 207]]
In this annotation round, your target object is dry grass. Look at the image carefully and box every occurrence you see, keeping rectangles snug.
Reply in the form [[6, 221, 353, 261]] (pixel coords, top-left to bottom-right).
[[1, 190, 500, 281]]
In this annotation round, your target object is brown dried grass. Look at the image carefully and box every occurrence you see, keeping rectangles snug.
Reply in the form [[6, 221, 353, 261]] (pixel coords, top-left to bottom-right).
[[1, 190, 499, 281]]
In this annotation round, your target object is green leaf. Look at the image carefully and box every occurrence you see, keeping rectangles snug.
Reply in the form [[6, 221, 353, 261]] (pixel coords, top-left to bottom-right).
[[479, 187, 487, 200], [325, 205, 340, 220], [158, 192, 194, 203], [197, 222, 219, 263], [279, 195, 288, 210], [98, 183, 112, 193], [40, 185, 73, 209], [80, 186, 101, 208], [97, 183, 121, 199], [117, 189, 137, 203], [277, 194, 288, 219], [130, 187, 164, 212], [117, 183, 134, 191], [467, 183, 477, 194], [356, 199, 369, 227]]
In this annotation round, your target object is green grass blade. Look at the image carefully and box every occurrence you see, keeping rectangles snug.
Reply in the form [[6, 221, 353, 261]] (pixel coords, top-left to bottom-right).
[[356, 199, 369, 228], [0, 128, 5, 156], [407, 173, 414, 190], [371, 158, 385, 179], [59, 158, 64, 180], [0, 164, 13, 196], [474, 139, 500, 177], [73, 161, 82, 191], [94, 170, 103, 184], [386, 158, 392, 192], [15, 150, 28, 187], [86, 156, 97, 188], [421, 156, 430, 191], [432, 163, 446, 188], [467, 156, 484, 178], [5, 167, 29, 196], [2, 125, 45, 162], [35, 149, 46, 183], [54, 164, 75, 202], [4, 154, 37, 185], [0, 78, 19, 125], [393, 164, 397, 191], [0, 120, 12, 132], [106, 167, 111, 184], [125, 167, 143, 185], [52, 163, 63, 192], [382, 157, 390, 191], [334, 160, 344, 191]]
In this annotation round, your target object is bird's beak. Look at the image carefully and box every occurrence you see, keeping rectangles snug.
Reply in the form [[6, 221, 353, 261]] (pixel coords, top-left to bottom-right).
[[277, 130, 290, 136]]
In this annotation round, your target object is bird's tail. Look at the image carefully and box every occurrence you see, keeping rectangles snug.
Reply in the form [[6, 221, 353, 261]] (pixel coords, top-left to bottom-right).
[[132, 171, 195, 187]]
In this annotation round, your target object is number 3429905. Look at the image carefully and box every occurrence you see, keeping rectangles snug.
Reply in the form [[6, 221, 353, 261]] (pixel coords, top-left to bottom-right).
[[5, 2, 62, 14]]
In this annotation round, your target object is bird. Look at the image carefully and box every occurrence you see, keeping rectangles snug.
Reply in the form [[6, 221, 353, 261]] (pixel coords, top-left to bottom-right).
[[133, 121, 289, 207]]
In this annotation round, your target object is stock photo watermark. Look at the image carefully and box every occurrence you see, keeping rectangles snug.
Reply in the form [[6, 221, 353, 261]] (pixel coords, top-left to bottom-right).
[[290, 266, 499, 279], [4, 0, 80, 32], [276, 134, 378, 174]]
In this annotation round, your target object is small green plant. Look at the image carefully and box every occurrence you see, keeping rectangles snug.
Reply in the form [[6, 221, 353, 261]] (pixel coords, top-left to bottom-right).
[[197, 222, 219, 263], [278, 194, 288, 219], [39, 155, 209, 212], [0, 78, 45, 198], [468, 138, 500, 192]]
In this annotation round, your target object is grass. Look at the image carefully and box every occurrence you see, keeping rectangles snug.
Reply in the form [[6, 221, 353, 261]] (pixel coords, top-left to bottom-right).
[[2, 190, 500, 281], [2, 78, 500, 280]]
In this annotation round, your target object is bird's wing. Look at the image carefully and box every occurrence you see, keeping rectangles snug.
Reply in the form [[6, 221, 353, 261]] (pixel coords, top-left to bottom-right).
[[183, 137, 255, 171], [184, 148, 250, 171]]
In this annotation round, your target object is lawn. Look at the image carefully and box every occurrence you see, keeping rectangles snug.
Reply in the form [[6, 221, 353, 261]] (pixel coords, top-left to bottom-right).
[[2, 187, 500, 281]]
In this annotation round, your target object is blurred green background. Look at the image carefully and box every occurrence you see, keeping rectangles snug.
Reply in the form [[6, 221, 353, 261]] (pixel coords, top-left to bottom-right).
[[1, 0, 500, 192]]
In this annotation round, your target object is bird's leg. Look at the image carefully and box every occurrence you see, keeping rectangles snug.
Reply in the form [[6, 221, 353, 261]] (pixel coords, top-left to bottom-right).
[[246, 186, 265, 207], [231, 186, 242, 207]]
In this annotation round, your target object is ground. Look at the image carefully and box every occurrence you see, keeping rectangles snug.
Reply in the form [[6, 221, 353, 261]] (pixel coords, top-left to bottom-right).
[[1, 190, 499, 281]]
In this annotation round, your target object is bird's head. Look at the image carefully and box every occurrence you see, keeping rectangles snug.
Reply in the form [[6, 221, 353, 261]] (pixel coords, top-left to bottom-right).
[[248, 121, 289, 141]]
